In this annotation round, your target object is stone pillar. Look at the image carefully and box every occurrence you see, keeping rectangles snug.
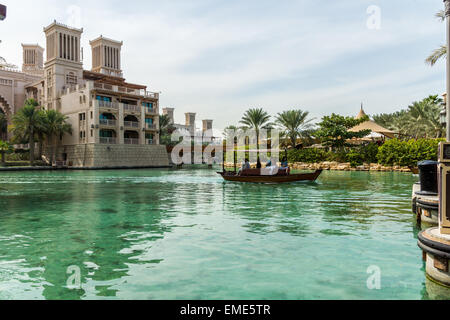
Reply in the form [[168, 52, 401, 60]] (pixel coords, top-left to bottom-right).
[[140, 100, 145, 145], [118, 102, 124, 144]]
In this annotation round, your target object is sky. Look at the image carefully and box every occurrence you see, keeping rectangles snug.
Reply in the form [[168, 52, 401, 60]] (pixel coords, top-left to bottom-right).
[[0, 0, 447, 131]]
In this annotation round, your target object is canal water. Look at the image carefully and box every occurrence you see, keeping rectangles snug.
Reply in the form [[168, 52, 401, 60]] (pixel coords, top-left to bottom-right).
[[0, 168, 448, 300]]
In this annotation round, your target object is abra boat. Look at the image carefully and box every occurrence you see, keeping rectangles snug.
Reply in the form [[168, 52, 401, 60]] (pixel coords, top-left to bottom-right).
[[217, 169, 323, 183]]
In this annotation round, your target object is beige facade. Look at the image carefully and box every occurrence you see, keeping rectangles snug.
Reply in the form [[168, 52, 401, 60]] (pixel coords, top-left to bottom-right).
[[0, 20, 169, 168], [163, 108, 215, 139]]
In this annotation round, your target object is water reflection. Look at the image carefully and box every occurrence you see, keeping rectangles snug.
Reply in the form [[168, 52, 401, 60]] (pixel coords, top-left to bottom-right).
[[0, 169, 438, 300]]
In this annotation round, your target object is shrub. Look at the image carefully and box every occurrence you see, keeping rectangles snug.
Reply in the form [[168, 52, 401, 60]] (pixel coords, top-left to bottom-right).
[[346, 150, 364, 167], [360, 143, 379, 164], [287, 148, 327, 163], [377, 138, 444, 166]]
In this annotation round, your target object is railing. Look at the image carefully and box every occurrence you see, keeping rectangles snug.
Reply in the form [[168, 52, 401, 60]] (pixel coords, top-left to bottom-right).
[[94, 81, 147, 97], [124, 121, 139, 128], [123, 103, 140, 113], [145, 123, 157, 130], [98, 100, 119, 109], [146, 139, 156, 145], [144, 108, 156, 114], [144, 91, 159, 99], [100, 137, 117, 144], [99, 119, 117, 126], [124, 138, 139, 145]]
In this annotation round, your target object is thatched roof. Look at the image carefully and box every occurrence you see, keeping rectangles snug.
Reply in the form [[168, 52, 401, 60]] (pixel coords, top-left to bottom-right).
[[349, 106, 396, 139]]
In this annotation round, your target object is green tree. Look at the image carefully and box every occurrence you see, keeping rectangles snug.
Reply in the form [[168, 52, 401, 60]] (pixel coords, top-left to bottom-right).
[[373, 95, 444, 139], [315, 113, 370, 150], [426, 11, 446, 66], [42, 109, 72, 163], [239, 108, 273, 159], [275, 109, 315, 148], [0, 140, 13, 166], [159, 114, 176, 145], [11, 99, 45, 166], [0, 112, 7, 140]]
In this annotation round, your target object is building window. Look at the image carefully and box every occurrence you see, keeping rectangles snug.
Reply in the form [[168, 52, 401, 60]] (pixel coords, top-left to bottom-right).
[[90, 111, 93, 119], [66, 72, 77, 85], [90, 130, 93, 137], [96, 95, 112, 102]]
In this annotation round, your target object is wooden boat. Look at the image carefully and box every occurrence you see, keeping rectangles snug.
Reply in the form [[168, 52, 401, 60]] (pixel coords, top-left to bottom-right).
[[217, 169, 323, 183]]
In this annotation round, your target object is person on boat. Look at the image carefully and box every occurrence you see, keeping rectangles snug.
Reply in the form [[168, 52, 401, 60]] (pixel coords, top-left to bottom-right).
[[238, 158, 251, 175], [256, 158, 262, 169], [280, 157, 290, 175]]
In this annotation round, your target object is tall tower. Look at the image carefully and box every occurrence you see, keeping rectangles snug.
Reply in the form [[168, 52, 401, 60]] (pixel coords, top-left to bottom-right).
[[43, 21, 83, 111], [185, 113, 196, 136], [163, 108, 175, 124], [89, 36, 123, 78], [21, 44, 44, 76]]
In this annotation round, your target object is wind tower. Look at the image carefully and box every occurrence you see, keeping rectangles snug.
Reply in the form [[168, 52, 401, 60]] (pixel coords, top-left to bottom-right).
[[43, 21, 83, 111], [22, 44, 44, 76], [89, 35, 123, 78]]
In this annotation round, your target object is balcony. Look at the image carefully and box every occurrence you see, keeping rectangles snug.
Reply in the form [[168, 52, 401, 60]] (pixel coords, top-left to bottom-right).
[[99, 119, 117, 127], [123, 103, 140, 113], [124, 138, 140, 145], [124, 121, 139, 128], [145, 123, 157, 131], [94, 82, 144, 96], [144, 107, 157, 115], [98, 100, 119, 110], [143, 91, 159, 99], [100, 137, 117, 144]]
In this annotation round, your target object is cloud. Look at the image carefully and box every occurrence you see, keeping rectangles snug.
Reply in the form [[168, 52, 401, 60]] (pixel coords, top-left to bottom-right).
[[0, 0, 446, 129]]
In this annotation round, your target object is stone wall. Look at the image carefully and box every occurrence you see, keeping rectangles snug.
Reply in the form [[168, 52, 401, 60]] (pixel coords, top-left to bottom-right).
[[47, 143, 170, 168]]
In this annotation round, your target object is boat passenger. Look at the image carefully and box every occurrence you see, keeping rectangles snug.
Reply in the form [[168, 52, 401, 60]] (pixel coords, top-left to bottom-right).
[[281, 157, 290, 175], [238, 159, 251, 175], [256, 158, 262, 169]]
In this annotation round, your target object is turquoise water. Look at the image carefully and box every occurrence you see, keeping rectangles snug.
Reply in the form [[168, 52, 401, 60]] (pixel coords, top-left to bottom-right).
[[0, 168, 448, 300]]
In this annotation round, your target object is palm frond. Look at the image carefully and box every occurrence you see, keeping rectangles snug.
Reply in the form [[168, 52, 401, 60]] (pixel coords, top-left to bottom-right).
[[426, 45, 447, 66]]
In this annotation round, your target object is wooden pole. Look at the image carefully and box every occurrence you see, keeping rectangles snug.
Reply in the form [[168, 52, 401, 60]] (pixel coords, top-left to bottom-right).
[[222, 141, 225, 173]]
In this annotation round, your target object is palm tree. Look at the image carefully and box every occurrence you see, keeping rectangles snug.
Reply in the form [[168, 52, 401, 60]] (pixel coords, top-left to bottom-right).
[[426, 10, 447, 66], [11, 99, 45, 166], [159, 114, 173, 135], [275, 109, 315, 148], [159, 114, 176, 146], [239, 108, 273, 160], [0, 140, 13, 166], [223, 125, 238, 141], [0, 112, 7, 140], [43, 109, 72, 164]]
